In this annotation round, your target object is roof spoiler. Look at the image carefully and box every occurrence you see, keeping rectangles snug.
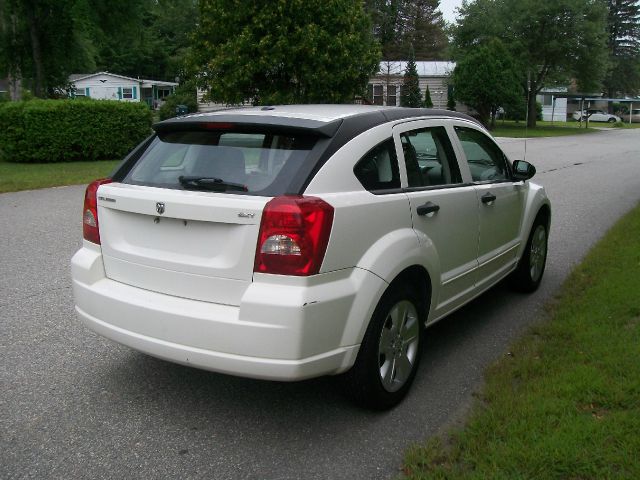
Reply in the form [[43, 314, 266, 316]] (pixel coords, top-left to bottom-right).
[[153, 115, 343, 138]]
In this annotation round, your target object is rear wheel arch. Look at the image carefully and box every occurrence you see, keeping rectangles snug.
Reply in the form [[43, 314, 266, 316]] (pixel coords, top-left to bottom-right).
[[388, 265, 432, 323], [341, 266, 432, 409]]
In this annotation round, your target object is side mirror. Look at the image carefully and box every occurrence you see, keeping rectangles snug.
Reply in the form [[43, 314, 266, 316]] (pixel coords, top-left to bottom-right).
[[512, 160, 536, 181]]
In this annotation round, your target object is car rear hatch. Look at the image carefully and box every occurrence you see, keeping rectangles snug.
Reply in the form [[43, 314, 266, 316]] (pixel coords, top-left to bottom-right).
[[97, 118, 339, 306], [98, 183, 267, 306]]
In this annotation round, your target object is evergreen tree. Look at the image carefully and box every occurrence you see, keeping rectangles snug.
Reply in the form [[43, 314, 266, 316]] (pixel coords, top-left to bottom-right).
[[401, 47, 422, 107], [367, 0, 448, 60], [446, 85, 456, 110], [604, 0, 640, 97], [423, 85, 433, 107], [402, 0, 448, 60]]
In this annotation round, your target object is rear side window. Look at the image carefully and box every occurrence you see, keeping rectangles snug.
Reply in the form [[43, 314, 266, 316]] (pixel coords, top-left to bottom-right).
[[353, 139, 400, 192], [122, 130, 318, 196], [400, 127, 462, 187]]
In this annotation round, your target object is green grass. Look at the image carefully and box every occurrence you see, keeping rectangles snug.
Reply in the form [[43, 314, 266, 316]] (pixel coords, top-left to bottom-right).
[[492, 119, 640, 138], [492, 120, 596, 138], [402, 203, 640, 480], [0, 159, 122, 193]]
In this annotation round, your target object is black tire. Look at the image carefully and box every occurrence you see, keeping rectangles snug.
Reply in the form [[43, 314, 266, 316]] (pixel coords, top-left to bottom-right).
[[341, 283, 425, 410], [608, 117, 616, 123], [510, 216, 548, 292]]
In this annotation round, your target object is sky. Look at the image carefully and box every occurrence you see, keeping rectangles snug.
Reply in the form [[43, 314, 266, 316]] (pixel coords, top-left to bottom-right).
[[438, 0, 464, 25]]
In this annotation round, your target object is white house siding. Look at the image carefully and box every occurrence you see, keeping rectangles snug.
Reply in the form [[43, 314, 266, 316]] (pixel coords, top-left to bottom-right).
[[368, 61, 468, 112], [537, 91, 568, 122], [72, 74, 140, 102]]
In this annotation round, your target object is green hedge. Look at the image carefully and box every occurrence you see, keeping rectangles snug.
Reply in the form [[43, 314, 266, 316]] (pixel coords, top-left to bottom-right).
[[0, 99, 152, 163]]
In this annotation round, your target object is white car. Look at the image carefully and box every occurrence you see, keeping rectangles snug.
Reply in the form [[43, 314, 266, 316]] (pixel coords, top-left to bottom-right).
[[572, 109, 621, 123], [72, 105, 550, 409]]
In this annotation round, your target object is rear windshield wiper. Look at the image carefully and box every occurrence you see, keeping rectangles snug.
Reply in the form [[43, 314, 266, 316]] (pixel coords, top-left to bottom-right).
[[178, 176, 248, 192]]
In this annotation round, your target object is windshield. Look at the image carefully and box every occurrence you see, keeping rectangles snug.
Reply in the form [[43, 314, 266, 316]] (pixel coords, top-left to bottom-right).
[[122, 130, 318, 196]]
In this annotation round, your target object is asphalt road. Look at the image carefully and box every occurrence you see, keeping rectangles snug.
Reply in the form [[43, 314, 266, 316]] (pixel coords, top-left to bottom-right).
[[2, 128, 639, 480]]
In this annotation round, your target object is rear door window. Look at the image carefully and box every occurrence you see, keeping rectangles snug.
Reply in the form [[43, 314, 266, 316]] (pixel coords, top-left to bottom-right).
[[122, 130, 318, 196], [400, 127, 462, 188]]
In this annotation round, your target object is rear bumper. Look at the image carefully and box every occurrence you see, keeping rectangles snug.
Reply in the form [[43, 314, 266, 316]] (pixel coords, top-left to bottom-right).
[[71, 243, 385, 381]]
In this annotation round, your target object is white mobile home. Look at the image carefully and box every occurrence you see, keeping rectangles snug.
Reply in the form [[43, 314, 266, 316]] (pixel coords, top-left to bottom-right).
[[69, 72, 177, 109]]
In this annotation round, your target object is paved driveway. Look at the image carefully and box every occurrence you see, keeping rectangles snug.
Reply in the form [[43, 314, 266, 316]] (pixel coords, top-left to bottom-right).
[[2, 129, 639, 479]]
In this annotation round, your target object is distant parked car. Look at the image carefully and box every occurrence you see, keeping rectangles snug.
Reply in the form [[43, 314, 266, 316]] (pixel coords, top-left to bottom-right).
[[572, 109, 621, 123], [621, 109, 640, 123]]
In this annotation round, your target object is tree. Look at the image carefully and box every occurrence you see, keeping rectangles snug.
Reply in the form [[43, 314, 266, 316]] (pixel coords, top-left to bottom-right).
[[0, 0, 198, 99], [190, 0, 379, 105], [453, 0, 608, 127], [603, 0, 640, 97], [367, 0, 404, 59], [423, 84, 433, 107], [400, 47, 422, 107], [366, 0, 448, 60], [73, 0, 197, 81], [402, 0, 448, 60], [452, 39, 521, 128], [446, 85, 456, 110], [0, 0, 92, 98]]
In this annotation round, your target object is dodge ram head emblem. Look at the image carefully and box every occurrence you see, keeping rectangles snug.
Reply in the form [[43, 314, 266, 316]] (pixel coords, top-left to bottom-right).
[[156, 202, 165, 215]]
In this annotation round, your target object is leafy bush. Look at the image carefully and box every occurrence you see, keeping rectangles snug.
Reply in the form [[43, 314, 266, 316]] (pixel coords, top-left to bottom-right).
[[612, 103, 628, 115], [159, 83, 198, 120], [503, 99, 527, 121], [0, 99, 152, 163], [612, 121, 630, 128], [502, 100, 542, 121]]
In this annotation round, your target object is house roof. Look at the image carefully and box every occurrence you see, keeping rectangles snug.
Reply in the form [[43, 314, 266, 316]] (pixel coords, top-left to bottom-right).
[[377, 61, 456, 77], [68, 71, 177, 87]]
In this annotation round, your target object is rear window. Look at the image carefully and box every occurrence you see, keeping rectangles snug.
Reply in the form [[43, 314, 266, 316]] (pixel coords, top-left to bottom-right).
[[122, 130, 318, 196]]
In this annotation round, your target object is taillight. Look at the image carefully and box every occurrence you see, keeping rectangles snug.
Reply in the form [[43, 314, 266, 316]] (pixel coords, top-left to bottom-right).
[[254, 196, 334, 276], [83, 178, 112, 244]]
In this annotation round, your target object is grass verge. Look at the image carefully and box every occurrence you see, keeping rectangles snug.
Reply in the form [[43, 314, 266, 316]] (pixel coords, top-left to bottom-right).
[[492, 120, 596, 138], [402, 202, 640, 479], [0, 159, 121, 193]]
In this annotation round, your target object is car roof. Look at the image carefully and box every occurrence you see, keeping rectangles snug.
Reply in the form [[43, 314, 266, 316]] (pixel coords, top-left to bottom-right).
[[181, 104, 393, 123], [166, 104, 476, 123], [154, 104, 480, 138]]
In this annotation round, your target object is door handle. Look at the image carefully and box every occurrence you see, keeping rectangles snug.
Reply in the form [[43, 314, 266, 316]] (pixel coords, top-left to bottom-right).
[[481, 192, 497, 204], [417, 201, 440, 216]]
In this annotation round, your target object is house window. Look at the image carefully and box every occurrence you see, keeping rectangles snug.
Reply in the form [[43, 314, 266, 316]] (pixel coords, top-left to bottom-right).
[[542, 94, 553, 106], [122, 87, 133, 99], [373, 85, 383, 105], [387, 85, 397, 106], [75, 89, 85, 97], [157, 88, 171, 99]]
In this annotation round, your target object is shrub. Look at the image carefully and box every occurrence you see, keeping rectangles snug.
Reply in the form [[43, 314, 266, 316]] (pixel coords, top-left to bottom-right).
[[503, 99, 527, 121], [159, 82, 198, 120], [0, 99, 152, 163]]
